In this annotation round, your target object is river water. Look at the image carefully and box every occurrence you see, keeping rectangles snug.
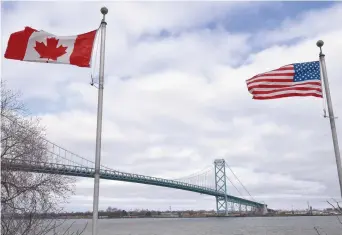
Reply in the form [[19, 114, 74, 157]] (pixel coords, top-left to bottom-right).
[[55, 216, 341, 235]]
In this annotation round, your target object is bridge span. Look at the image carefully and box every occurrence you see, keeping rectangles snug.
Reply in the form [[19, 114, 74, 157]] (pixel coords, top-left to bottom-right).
[[2, 158, 267, 214]]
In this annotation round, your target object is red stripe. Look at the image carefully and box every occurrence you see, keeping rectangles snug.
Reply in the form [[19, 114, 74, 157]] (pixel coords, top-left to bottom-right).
[[253, 93, 323, 100], [70, 30, 97, 67], [4, 26, 37, 60], [247, 81, 321, 91], [250, 87, 322, 95], [247, 79, 293, 85], [246, 65, 294, 82], [250, 72, 295, 79], [274, 66, 293, 71]]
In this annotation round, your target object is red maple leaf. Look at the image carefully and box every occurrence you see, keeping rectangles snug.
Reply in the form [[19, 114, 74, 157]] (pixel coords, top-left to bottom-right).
[[34, 37, 67, 61]]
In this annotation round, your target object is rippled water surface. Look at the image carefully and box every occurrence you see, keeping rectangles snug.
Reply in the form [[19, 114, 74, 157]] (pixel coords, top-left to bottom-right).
[[57, 216, 341, 235]]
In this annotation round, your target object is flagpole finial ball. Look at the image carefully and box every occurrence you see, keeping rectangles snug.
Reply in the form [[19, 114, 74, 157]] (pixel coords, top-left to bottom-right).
[[316, 40, 324, 48], [101, 7, 108, 15]]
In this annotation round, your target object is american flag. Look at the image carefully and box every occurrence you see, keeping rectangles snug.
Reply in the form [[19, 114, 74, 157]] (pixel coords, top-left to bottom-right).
[[246, 61, 323, 100]]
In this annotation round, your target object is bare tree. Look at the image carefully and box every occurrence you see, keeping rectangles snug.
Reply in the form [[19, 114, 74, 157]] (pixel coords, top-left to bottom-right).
[[314, 226, 328, 235], [313, 199, 342, 235], [1, 81, 86, 235], [327, 199, 342, 225]]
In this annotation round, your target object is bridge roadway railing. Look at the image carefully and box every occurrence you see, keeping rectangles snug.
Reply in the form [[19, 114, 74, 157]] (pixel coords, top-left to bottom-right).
[[1, 158, 264, 208]]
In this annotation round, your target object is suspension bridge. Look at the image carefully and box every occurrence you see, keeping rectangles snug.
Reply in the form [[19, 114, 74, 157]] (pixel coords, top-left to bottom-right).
[[1, 118, 268, 216]]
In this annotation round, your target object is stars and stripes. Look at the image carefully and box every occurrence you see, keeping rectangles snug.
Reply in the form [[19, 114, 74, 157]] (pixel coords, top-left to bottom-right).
[[246, 61, 323, 100]]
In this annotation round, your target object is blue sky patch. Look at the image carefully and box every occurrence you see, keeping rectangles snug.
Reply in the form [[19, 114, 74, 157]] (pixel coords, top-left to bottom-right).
[[137, 1, 335, 42]]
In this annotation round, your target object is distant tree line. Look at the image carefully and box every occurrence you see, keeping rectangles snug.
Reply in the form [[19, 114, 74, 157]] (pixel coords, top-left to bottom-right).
[[29, 207, 217, 219]]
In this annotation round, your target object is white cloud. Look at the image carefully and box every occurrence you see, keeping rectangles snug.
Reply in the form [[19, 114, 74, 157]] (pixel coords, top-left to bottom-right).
[[2, 1, 342, 212], [257, 3, 342, 45]]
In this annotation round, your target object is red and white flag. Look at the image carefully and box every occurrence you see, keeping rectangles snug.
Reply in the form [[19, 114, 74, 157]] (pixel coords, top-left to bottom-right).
[[246, 61, 322, 100], [4, 26, 97, 67]]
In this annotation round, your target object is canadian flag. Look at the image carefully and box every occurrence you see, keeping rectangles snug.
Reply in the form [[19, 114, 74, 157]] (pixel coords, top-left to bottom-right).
[[4, 26, 97, 67]]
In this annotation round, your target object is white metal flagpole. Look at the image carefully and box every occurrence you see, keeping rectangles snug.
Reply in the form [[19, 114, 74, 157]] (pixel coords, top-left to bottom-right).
[[317, 40, 342, 199], [92, 7, 108, 235]]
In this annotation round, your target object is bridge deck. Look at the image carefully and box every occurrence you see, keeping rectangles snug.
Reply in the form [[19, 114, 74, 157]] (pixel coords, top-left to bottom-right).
[[1, 159, 265, 208]]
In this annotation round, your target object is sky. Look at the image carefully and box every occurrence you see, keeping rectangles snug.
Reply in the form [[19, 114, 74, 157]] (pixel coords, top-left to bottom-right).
[[1, 0, 342, 212]]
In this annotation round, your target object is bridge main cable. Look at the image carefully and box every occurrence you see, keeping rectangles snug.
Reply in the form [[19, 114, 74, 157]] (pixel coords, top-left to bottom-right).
[[1, 114, 114, 171], [225, 162, 255, 202]]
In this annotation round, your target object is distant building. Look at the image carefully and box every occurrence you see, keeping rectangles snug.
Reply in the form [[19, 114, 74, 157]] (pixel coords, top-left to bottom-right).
[[159, 212, 179, 217]]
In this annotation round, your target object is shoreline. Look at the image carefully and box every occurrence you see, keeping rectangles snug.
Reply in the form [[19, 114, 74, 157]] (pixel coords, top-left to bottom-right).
[[53, 214, 342, 220]]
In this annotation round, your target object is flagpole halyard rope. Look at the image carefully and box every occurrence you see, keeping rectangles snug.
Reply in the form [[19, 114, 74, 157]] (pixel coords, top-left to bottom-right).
[[90, 24, 102, 88]]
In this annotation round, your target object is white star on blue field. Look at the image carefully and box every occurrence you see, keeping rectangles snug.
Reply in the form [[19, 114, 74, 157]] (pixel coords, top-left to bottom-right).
[[293, 61, 321, 82]]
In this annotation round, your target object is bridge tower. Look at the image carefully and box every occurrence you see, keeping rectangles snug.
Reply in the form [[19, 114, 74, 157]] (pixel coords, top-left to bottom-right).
[[214, 159, 228, 216]]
